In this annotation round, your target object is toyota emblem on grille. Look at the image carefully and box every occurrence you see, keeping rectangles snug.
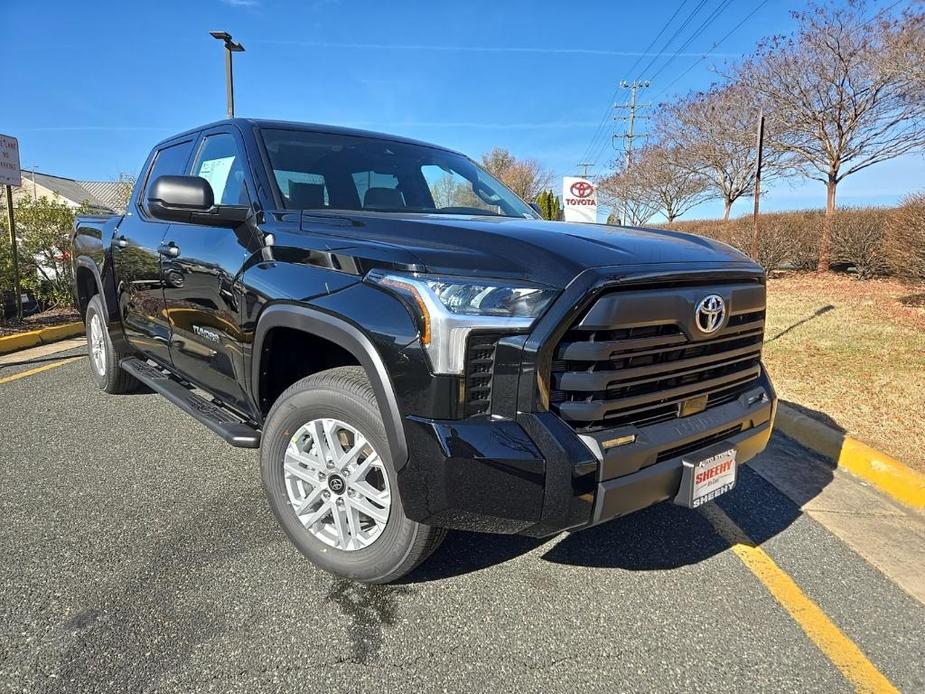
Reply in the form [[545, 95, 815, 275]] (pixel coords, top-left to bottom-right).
[[695, 295, 726, 334]]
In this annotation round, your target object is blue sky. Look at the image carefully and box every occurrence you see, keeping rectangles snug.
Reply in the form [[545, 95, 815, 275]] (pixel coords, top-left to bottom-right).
[[2, 0, 921, 221]]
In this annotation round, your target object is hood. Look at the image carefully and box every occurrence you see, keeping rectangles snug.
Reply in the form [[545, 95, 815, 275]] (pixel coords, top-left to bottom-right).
[[294, 211, 754, 288]]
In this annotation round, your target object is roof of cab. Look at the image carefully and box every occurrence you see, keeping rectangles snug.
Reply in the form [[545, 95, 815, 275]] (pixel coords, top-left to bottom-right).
[[153, 118, 459, 154]]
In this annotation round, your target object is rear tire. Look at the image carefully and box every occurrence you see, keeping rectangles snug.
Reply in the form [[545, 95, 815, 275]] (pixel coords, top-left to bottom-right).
[[261, 366, 445, 583], [85, 295, 138, 394]]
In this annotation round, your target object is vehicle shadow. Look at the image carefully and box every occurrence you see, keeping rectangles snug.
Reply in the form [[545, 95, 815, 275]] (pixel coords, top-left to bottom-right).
[[764, 304, 835, 344], [780, 398, 845, 432], [403, 433, 835, 583]]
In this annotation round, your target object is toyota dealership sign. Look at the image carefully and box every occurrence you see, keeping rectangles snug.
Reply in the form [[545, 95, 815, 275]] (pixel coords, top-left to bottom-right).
[[562, 177, 597, 223]]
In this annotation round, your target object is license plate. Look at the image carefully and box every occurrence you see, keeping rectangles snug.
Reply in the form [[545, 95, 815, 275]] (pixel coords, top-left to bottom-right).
[[674, 445, 737, 508]]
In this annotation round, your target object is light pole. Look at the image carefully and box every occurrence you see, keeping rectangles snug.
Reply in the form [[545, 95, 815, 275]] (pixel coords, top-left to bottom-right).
[[209, 31, 245, 119]]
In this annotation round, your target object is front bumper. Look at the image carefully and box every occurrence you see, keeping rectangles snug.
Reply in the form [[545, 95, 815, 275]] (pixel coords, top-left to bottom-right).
[[397, 368, 777, 536]]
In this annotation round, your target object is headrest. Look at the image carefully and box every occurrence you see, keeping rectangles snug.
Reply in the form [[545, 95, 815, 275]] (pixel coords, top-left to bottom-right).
[[364, 187, 404, 209], [289, 182, 325, 209]]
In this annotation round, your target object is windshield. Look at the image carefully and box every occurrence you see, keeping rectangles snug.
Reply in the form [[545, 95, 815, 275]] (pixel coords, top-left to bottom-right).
[[260, 128, 537, 219]]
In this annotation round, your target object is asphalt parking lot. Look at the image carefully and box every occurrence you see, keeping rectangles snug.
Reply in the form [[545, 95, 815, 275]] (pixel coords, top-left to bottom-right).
[[1, 345, 923, 693]]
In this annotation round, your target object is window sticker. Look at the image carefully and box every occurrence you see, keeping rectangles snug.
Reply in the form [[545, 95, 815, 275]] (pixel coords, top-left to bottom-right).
[[198, 156, 235, 203]]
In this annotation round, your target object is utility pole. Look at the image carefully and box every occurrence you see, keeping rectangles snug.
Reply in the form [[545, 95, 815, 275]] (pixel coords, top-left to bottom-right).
[[750, 110, 765, 261], [576, 162, 594, 178], [210, 31, 245, 119], [31, 164, 37, 199], [614, 80, 650, 225], [617, 80, 650, 168]]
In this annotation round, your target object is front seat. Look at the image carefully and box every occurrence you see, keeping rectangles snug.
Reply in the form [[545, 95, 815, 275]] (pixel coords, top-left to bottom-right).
[[289, 182, 326, 209], [364, 187, 405, 209]]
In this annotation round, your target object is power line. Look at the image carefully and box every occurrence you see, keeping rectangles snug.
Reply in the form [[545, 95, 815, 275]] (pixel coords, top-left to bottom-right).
[[645, 0, 735, 83], [646, 0, 895, 106], [632, 0, 710, 82], [576, 1, 693, 168], [622, 0, 694, 82], [585, 93, 629, 173], [586, 0, 728, 169], [577, 3, 690, 167], [648, 0, 771, 104]]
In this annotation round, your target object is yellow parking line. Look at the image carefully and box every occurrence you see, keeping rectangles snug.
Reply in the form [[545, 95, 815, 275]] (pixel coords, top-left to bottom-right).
[[0, 356, 85, 385], [700, 504, 899, 694]]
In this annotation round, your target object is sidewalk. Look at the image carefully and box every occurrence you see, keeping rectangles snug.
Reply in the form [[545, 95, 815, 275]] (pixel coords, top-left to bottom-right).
[[749, 434, 925, 605]]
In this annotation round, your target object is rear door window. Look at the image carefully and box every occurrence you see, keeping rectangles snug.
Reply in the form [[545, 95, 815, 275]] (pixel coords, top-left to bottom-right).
[[142, 140, 194, 213]]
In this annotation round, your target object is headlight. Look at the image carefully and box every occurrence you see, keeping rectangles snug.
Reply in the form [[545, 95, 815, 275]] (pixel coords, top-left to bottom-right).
[[426, 280, 553, 317], [367, 271, 557, 375]]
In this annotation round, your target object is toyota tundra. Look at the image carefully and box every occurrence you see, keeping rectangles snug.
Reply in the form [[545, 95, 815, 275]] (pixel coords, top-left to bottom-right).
[[72, 119, 776, 582]]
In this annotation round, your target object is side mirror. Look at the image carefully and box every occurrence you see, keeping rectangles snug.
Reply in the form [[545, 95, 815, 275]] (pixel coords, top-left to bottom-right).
[[529, 202, 542, 216], [147, 176, 214, 222], [147, 175, 250, 227]]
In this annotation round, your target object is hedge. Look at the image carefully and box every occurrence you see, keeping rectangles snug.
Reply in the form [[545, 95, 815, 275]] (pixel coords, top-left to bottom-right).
[[661, 198, 925, 281]]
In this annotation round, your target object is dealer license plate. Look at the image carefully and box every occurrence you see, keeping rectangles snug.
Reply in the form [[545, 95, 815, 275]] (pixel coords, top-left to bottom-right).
[[674, 445, 737, 508]]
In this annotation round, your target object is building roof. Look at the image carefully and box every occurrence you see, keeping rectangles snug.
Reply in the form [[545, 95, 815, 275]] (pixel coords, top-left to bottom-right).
[[20, 171, 122, 213], [77, 180, 128, 214]]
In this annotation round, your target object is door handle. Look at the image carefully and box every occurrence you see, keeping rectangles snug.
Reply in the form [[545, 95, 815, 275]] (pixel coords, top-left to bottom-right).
[[158, 241, 180, 258], [115, 235, 128, 249]]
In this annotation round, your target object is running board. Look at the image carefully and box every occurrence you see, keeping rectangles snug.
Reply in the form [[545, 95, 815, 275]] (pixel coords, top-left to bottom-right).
[[120, 357, 261, 448]]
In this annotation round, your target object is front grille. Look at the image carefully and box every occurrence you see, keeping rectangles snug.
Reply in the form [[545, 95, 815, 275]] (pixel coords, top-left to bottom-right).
[[464, 333, 501, 417], [550, 289, 765, 432]]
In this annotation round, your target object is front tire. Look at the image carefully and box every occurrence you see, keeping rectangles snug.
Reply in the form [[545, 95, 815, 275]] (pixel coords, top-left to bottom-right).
[[261, 366, 445, 583], [85, 295, 139, 394]]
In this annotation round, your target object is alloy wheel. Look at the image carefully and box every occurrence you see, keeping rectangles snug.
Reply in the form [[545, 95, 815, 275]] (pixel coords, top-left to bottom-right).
[[89, 313, 106, 375], [283, 418, 391, 551]]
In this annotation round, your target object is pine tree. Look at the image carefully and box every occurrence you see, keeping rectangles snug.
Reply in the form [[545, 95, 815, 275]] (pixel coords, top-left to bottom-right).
[[535, 190, 560, 221]]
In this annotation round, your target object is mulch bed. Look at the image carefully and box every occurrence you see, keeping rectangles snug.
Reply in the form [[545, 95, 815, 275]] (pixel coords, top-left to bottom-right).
[[0, 307, 81, 338]]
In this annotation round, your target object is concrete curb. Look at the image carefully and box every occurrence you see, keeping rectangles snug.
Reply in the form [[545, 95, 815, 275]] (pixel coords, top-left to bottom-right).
[[0, 322, 84, 355], [775, 402, 925, 510]]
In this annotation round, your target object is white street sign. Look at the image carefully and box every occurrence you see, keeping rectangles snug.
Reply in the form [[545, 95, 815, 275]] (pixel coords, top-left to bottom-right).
[[562, 176, 597, 223], [0, 134, 22, 188]]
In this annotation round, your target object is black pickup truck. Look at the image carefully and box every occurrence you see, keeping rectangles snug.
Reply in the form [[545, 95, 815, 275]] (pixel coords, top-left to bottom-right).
[[72, 119, 776, 582]]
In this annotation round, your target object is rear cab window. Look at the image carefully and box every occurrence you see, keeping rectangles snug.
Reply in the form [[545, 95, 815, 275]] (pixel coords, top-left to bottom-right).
[[141, 140, 195, 214]]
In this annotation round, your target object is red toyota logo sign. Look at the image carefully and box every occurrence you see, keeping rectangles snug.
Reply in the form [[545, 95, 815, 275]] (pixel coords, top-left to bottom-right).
[[570, 181, 594, 198]]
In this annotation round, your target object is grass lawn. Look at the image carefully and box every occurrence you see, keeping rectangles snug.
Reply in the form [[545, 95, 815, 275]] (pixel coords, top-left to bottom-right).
[[763, 272, 925, 473]]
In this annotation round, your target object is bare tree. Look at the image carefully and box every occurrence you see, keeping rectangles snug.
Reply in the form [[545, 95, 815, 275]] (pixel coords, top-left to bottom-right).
[[597, 167, 660, 226], [481, 147, 554, 202], [882, 8, 925, 90], [631, 145, 712, 222], [428, 172, 482, 210], [655, 83, 782, 221], [114, 172, 136, 213], [735, 1, 925, 271]]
